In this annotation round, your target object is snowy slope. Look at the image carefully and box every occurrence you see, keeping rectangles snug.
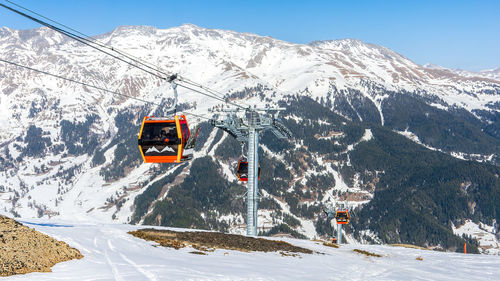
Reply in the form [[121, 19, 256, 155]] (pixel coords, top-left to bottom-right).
[[453, 220, 500, 256], [2, 219, 499, 281]]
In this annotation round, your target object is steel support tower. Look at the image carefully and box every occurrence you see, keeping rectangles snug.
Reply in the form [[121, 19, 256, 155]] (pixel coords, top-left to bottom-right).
[[247, 125, 259, 235], [212, 107, 291, 236], [337, 224, 343, 244]]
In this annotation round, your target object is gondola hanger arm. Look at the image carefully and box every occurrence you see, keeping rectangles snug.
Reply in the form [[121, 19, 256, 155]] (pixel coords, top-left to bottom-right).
[[160, 74, 179, 116]]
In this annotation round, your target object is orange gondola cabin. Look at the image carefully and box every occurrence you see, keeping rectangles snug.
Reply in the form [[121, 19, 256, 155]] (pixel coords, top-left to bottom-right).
[[335, 209, 350, 224], [236, 159, 261, 181], [138, 115, 193, 163]]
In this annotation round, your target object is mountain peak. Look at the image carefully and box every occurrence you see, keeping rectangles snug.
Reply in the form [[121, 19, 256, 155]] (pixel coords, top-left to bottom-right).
[[308, 38, 365, 49], [179, 23, 202, 29], [308, 38, 397, 56], [108, 25, 158, 37], [0, 26, 13, 35]]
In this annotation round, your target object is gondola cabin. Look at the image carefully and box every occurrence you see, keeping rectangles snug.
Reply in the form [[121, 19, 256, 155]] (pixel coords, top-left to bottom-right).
[[335, 209, 350, 224], [236, 159, 261, 181], [138, 115, 192, 163]]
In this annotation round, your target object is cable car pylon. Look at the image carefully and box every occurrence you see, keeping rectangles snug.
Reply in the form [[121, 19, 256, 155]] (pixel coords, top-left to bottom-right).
[[211, 107, 292, 236]]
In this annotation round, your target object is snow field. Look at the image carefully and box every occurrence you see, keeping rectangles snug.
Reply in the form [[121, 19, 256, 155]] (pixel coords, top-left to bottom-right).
[[2, 220, 499, 281]]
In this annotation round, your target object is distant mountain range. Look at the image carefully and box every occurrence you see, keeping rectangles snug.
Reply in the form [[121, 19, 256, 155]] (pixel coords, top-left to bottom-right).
[[424, 63, 500, 81], [0, 24, 498, 254]]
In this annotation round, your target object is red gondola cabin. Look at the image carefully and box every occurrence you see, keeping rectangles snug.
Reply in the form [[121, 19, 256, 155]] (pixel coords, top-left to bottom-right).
[[335, 209, 350, 224], [236, 159, 261, 181], [138, 115, 192, 163]]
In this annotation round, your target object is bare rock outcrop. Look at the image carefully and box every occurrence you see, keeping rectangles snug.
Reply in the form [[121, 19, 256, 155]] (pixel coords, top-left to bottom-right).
[[0, 215, 83, 277]]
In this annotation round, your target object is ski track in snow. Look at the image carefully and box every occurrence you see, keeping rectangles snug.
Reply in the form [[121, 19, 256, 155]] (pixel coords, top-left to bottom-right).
[[2, 220, 499, 281]]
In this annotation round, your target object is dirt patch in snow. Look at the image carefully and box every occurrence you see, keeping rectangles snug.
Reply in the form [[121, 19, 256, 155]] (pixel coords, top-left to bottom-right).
[[322, 241, 339, 248], [390, 243, 429, 251], [0, 215, 83, 277], [353, 249, 382, 257], [129, 228, 313, 254]]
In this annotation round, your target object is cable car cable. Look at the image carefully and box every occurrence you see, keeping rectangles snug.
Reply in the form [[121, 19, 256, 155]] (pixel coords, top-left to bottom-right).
[[0, 57, 212, 122], [175, 81, 247, 110], [0, 57, 162, 106], [1, 1, 249, 106], [4, 0, 170, 79], [176, 77, 253, 110], [0, 2, 167, 81], [0, 1, 254, 111], [1, 1, 256, 110], [177, 76, 227, 100]]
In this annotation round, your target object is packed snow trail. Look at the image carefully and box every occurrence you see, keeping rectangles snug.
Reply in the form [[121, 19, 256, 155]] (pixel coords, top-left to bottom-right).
[[3, 219, 500, 281]]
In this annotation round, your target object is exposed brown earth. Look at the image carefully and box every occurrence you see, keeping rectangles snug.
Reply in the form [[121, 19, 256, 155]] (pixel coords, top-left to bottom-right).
[[129, 228, 313, 254], [0, 215, 83, 277], [353, 249, 382, 257], [322, 242, 339, 248], [390, 243, 429, 251]]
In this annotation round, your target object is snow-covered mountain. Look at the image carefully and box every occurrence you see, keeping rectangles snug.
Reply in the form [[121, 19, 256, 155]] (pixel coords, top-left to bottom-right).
[[1, 24, 498, 152], [0, 24, 499, 254]]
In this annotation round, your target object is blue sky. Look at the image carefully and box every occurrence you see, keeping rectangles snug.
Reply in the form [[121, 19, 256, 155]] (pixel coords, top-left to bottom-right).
[[0, 0, 498, 71]]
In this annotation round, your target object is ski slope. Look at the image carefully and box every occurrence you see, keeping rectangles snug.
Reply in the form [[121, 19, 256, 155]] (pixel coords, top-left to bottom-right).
[[3, 219, 499, 281]]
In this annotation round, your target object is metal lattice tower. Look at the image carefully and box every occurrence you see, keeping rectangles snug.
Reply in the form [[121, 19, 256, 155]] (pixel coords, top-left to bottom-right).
[[211, 107, 292, 236]]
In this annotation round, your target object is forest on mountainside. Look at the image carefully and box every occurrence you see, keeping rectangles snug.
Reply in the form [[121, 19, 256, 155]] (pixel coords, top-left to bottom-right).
[[130, 95, 499, 252]]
